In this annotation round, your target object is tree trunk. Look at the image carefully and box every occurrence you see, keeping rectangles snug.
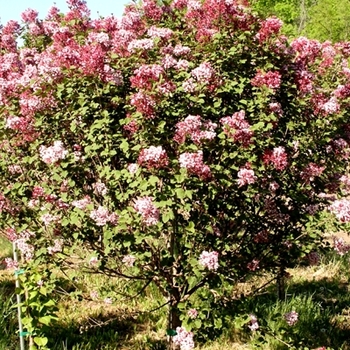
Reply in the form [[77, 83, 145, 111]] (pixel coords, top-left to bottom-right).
[[167, 305, 181, 350], [276, 267, 285, 300]]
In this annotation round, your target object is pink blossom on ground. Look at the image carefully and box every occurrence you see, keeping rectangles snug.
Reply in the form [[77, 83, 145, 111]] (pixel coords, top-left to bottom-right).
[[248, 314, 259, 331], [173, 326, 195, 350], [90, 290, 99, 299], [237, 167, 257, 187], [39, 141, 68, 164], [198, 250, 219, 271], [179, 151, 211, 179], [138, 146, 169, 169], [329, 199, 350, 222], [187, 308, 198, 319], [284, 311, 299, 326], [89, 257, 98, 266], [133, 196, 160, 226]]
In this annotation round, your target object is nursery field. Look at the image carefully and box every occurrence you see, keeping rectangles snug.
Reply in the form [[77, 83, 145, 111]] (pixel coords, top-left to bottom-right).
[[1, 234, 350, 350]]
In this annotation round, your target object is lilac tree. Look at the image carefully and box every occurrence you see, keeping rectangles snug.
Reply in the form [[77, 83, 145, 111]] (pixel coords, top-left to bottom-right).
[[1, 0, 350, 348]]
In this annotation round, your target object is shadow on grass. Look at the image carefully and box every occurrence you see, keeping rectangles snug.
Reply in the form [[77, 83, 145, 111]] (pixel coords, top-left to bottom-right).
[[226, 276, 350, 350], [49, 308, 167, 350]]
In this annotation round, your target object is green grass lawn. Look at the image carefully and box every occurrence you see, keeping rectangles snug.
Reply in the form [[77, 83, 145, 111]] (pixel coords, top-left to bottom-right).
[[0, 239, 350, 349]]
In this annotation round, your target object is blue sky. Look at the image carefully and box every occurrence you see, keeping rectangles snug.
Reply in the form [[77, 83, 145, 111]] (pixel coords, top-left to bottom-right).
[[0, 0, 131, 25]]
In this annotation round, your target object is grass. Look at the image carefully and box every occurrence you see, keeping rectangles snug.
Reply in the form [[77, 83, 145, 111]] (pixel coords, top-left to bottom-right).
[[1, 244, 350, 349]]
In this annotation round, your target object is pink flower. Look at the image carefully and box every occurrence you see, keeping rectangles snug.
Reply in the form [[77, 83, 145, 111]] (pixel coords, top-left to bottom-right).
[[133, 197, 160, 226], [92, 182, 108, 196], [90, 206, 117, 226], [251, 70, 281, 89], [247, 259, 260, 271], [4, 257, 19, 270], [89, 257, 98, 266], [173, 326, 195, 350], [198, 251, 219, 271], [72, 196, 92, 210], [263, 146, 288, 171], [256, 17, 283, 42], [127, 163, 139, 174], [284, 311, 298, 326], [237, 167, 257, 187], [191, 62, 215, 84], [248, 314, 259, 331], [47, 239, 63, 255], [174, 115, 217, 145], [122, 255, 136, 267], [329, 199, 350, 223], [39, 141, 68, 164], [138, 146, 169, 169], [187, 308, 198, 319], [301, 163, 325, 183], [220, 110, 253, 147], [179, 151, 211, 180], [104, 297, 113, 304], [333, 236, 350, 255]]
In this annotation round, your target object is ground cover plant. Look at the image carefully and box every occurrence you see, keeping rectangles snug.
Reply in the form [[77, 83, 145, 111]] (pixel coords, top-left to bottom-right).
[[1, 0, 350, 349]]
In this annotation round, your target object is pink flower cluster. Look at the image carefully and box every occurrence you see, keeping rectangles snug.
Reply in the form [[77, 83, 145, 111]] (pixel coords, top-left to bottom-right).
[[92, 181, 108, 196], [47, 239, 63, 255], [333, 236, 350, 255], [198, 250, 219, 271], [256, 17, 283, 42], [191, 62, 216, 84], [90, 206, 118, 226], [5, 115, 31, 131], [138, 146, 169, 169], [187, 308, 198, 319], [133, 196, 160, 226], [179, 151, 211, 179], [247, 259, 260, 271], [248, 314, 259, 331], [301, 163, 325, 183], [220, 110, 253, 147], [237, 166, 257, 187], [122, 255, 136, 267], [130, 91, 156, 119], [39, 141, 68, 164], [251, 70, 281, 89], [130, 64, 164, 90], [72, 195, 92, 210], [321, 97, 339, 115], [174, 115, 217, 145], [284, 311, 299, 326], [173, 326, 195, 350], [263, 146, 288, 171], [329, 199, 350, 223]]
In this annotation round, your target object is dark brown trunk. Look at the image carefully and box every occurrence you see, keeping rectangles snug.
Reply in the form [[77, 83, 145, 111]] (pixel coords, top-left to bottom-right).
[[277, 267, 285, 300], [167, 305, 181, 350]]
